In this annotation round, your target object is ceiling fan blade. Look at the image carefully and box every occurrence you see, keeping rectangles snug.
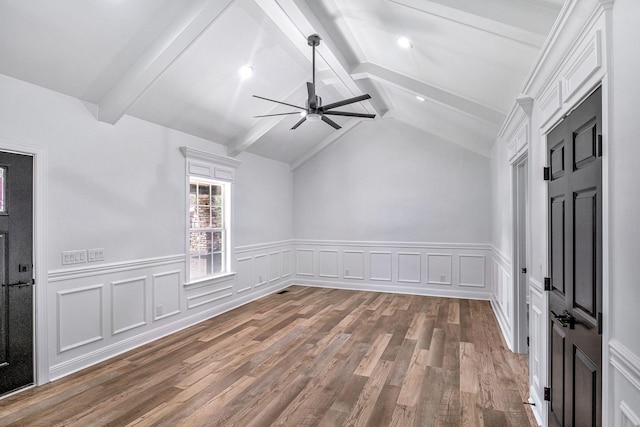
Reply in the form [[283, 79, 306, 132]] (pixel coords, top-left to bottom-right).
[[253, 95, 305, 110], [321, 115, 341, 130], [324, 111, 376, 119], [321, 94, 371, 111], [291, 116, 307, 130], [254, 112, 302, 118], [307, 82, 316, 109]]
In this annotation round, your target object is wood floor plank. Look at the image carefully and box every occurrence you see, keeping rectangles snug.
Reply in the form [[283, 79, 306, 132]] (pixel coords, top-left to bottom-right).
[[0, 286, 536, 426], [353, 333, 393, 377]]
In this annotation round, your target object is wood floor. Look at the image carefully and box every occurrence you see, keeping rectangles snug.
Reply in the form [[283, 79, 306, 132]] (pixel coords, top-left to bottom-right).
[[0, 286, 536, 427]]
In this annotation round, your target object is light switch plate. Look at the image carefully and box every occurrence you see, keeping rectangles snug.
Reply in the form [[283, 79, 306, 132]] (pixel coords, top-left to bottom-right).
[[88, 248, 105, 263], [62, 250, 87, 265]]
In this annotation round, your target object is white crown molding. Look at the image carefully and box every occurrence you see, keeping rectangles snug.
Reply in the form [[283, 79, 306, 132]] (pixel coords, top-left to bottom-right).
[[516, 95, 534, 117], [180, 146, 241, 168]]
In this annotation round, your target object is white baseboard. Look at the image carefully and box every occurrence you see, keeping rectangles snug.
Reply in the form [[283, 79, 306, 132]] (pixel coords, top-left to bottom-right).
[[490, 299, 514, 351], [295, 279, 492, 301]]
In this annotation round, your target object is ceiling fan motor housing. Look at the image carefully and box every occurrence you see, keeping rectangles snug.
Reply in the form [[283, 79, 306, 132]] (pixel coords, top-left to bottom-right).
[[307, 34, 321, 47]]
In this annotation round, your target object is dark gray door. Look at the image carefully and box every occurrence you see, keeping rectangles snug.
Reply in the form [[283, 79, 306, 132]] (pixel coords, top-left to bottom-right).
[[548, 87, 602, 426], [0, 151, 34, 396]]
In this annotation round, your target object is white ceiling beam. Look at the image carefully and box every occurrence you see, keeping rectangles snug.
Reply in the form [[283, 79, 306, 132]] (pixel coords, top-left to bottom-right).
[[227, 116, 287, 158], [252, 0, 385, 117], [97, 0, 234, 124], [386, 111, 492, 158], [351, 62, 505, 125], [290, 119, 363, 171], [388, 0, 547, 48]]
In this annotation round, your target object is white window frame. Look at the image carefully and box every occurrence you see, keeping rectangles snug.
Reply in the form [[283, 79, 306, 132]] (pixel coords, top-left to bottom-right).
[[181, 147, 241, 286]]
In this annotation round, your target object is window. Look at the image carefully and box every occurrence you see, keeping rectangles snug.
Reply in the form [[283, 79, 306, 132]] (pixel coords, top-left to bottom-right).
[[0, 167, 5, 213], [181, 147, 241, 285], [189, 178, 226, 279]]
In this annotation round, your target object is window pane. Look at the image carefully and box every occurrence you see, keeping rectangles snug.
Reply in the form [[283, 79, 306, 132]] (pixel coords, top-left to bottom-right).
[[0, 168, 5, 213], [198, 184, 210, 205], [212, 231, 222, 252], [212, 253, 222, 274], [196, 205, 211, 228], [190, 231, 212, 254], [212, 185, 223, 207], [190, 255, 209, 279], [211, 207, 223, 228], [189, 253, 223, 278]]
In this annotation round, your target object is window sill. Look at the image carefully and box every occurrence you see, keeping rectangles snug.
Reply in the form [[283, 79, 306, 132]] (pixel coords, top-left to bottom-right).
[[184, 272, 236, 289]]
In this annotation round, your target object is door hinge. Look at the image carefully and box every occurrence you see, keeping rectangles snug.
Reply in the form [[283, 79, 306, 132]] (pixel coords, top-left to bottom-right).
[[543, 167, 551, 181], [598, 312, 603, 335], [544, 277, 552, 291], [527, 336, 530, 347], [544, 387, 551, 401], [597, 135, 603, 157], [521, 267, 527, 274]]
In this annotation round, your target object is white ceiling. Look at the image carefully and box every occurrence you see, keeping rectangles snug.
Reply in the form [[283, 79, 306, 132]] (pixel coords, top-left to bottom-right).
[[0, 0, 564, 165]]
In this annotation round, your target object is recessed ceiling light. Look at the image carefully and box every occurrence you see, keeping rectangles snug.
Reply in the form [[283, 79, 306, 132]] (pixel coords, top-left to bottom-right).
[[397, 37, 413, 49], [239, 65, 254, 79], [416, 95, 425, 102]]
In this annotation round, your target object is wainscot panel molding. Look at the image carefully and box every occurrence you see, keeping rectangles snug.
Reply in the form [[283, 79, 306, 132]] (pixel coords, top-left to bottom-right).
[[610, 339, 640, 394], [620, 401, 640, 427], [292, 240, 492, 301], [610, 339, 640, 427], [489, 246, 514, 352], [111, 276, 147, 335], [528, 280, 546, 423], [48, 242, 293, 381], [318, 250, 339, 278], [56, 284, 104, 353]]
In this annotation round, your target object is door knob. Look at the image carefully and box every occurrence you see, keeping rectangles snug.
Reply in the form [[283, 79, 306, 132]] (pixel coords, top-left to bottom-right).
[[551, 310, 576, 329]]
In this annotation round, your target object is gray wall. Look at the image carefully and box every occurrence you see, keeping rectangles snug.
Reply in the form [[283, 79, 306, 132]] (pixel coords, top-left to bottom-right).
[[293, 119, 492, 244], [0, 73, 293, 268]]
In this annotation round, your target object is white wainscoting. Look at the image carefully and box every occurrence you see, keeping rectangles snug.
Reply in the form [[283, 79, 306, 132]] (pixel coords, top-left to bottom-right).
[[47, 242, 293, 380], [610, 339, 640, 427], [293, 240, 492, 300], [489, 246, 514, 351], [528, 278, 546, 424]]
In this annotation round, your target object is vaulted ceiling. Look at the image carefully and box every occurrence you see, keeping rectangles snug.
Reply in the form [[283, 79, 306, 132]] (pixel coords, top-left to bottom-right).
[[0, 0, 564, 166]]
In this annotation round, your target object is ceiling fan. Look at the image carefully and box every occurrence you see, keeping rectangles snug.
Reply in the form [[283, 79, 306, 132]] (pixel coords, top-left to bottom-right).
[[253, 34, 376, 130]]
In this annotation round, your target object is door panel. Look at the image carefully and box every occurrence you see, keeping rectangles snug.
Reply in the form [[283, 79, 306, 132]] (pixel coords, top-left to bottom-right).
[[0, 152, 34, 396], [550, 323, 566, 426], [550, 197, 565, 294], [547, 87, 602, 426]]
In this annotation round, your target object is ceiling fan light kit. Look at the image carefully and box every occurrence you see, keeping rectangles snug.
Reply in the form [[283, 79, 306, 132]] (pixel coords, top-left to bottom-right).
[[253, 34, 375, 130]]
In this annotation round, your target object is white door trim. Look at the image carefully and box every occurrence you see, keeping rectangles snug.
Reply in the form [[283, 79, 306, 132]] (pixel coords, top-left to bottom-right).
[[0, 137, 48, 386], [512, 153, 529, 354]]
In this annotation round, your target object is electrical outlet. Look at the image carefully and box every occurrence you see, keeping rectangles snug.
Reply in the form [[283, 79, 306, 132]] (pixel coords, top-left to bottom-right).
[[440, 274, 446, 282], [259, 275, 263, 283], [62, 250, 87, 265], [345, 269, 350, 276], [88, 248, 105, 263], [156, 305, 163, 317]]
